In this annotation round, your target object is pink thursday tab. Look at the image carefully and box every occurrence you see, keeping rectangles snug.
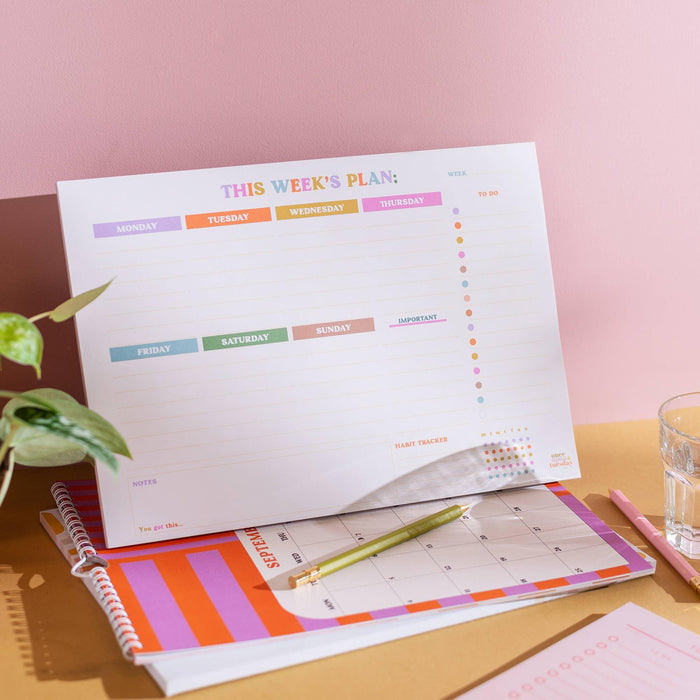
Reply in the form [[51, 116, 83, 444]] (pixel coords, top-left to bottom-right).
[[362, 191, 442, 212]]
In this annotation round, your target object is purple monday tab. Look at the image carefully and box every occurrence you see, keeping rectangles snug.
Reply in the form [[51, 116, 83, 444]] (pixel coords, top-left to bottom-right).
[[361, 191, 442, 213], [93, 216, 182, 238]]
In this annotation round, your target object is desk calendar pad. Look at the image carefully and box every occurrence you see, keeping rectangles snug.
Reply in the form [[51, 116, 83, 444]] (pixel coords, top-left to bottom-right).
[[57, 143, 579, 548], [41, 480, 653, 673]]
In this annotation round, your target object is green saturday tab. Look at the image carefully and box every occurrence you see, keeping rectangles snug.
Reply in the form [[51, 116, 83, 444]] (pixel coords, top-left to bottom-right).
[[202, 327, 289, 351]]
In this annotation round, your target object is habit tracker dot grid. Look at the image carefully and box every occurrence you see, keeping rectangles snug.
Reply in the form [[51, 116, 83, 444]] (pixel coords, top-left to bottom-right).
[[57, 143, 580, 549]]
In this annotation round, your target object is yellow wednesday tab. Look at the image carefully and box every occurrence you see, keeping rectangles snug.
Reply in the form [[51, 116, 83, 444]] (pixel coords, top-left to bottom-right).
[[275, 199, 359, 220]]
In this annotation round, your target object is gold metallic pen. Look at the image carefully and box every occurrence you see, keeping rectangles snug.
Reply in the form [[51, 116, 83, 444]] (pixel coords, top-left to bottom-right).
[[288, 502, 470, 588]]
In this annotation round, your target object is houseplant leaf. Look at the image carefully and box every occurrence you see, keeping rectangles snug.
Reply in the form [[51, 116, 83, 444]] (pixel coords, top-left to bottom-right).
[[4, 427, 88, 467], [3, 388, 131, 472], [0, 313, 43, 377], [1, 390, 86, 466], [10, 406, 119, 472], [49, 279, 113, 322]]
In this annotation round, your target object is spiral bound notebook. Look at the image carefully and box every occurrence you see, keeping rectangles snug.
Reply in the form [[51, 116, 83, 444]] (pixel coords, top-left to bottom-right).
[[41, 479, 655, 695]]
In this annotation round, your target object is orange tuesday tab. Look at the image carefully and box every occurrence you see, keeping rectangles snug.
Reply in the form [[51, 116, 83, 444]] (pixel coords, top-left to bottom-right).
[[185, 207, 272, 228]]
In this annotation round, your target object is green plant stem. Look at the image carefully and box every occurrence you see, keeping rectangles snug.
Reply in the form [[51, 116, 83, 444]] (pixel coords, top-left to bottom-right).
[[26, 311, 50, 324], [0, 424, 19, 508], [0, 390, 22, 400], [0, 453, 15, 509]]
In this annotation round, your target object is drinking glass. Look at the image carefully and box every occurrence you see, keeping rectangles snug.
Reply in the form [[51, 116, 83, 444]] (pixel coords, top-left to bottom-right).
[[659, 393, 700, 558]]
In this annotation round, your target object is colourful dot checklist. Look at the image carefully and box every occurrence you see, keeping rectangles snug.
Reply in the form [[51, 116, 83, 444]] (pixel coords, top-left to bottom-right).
[[56, 143, 580, 549]]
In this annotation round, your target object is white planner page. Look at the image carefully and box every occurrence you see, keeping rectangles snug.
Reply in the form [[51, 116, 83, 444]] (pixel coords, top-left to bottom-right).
[[57, 143, 579, 547], [460, 602, 700, 699]]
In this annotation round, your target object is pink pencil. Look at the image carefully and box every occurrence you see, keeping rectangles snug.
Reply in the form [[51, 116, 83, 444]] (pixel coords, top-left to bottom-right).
[[609, 489, 700, 596]]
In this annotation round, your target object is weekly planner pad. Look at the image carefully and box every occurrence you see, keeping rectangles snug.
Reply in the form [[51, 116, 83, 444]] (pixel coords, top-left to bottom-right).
[[56, 143, 580, 548]]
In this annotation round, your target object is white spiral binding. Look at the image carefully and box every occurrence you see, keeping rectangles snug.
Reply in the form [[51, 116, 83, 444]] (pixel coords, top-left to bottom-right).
[[51, 482, 143, 660]]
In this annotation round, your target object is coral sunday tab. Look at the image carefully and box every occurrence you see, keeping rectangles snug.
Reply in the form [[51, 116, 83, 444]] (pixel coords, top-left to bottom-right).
[[292, 318, 375, 340]]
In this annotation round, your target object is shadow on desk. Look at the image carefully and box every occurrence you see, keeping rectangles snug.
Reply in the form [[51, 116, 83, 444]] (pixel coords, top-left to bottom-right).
[[0, 466, 159, 698], [2, 568, 158, 698]]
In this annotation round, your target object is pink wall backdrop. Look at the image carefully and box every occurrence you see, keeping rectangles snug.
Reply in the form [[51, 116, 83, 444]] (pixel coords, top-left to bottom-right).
[[2, 1, 699, 425]]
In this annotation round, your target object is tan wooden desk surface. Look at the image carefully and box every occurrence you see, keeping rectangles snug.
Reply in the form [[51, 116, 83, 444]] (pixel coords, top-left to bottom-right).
[[2, 419, 700, 699]]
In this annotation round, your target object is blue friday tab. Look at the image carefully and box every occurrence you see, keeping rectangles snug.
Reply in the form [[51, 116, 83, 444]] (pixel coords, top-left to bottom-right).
[[110, 338, 199, 362]]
